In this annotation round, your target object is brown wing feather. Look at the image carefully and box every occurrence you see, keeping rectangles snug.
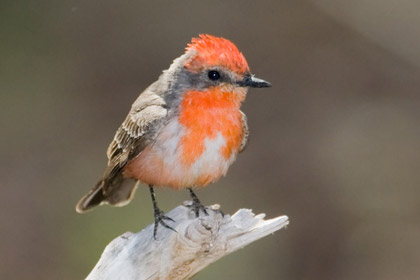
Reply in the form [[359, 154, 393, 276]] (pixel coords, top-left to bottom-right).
[[76, 91, 168, 213], [105, 104, 168, 183]]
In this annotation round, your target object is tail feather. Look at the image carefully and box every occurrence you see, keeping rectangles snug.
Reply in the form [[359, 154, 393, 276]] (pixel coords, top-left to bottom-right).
[[75, 180, 106, 213], [75, 177, 139, 213]]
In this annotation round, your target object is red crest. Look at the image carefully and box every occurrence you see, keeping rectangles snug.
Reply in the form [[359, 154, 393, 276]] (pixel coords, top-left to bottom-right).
[[185, 34, 250, 74]]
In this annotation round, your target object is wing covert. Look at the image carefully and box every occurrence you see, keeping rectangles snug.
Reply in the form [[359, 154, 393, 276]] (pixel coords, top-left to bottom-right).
[[107, 105, 167, 161]]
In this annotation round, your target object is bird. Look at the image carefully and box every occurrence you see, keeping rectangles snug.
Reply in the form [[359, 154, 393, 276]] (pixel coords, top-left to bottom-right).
[[75, 34, 271, 238]]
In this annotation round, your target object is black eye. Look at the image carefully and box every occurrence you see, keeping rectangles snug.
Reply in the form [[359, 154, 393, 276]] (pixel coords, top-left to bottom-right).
[[208, 70, 221, 81]]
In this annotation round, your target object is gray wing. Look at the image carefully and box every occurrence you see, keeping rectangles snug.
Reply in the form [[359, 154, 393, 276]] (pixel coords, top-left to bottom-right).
[[239, 111, 249, 153]]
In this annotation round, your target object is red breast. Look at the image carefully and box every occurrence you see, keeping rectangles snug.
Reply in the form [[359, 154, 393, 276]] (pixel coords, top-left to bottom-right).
[[178, 86, 245, 165], [123, 86, 245, 189]]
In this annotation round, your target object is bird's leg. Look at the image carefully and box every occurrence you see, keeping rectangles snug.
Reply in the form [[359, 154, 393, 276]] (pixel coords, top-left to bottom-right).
[[149, 185, 176, 240], [187, 188, 209, 217]]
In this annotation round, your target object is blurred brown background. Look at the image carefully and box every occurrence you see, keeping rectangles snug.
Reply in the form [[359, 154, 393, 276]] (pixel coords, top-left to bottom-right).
[[1, 0, 420, 279]]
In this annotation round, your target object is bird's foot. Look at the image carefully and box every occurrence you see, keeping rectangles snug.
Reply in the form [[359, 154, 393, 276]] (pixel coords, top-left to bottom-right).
[[186, 200, 209, 218], [153, 209, 176, 240]]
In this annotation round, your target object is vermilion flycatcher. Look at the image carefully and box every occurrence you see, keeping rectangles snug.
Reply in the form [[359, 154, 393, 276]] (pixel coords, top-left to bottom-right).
[[76, 34, 271, 237]]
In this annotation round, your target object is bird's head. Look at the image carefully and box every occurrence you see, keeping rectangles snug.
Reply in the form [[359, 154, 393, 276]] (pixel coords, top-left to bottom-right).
[[160, 34, 271, 107], [184, 35, 271, 95]]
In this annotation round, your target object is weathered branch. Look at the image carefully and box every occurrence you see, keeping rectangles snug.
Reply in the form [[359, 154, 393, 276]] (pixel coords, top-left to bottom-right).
[[86, 203, 289, 280]]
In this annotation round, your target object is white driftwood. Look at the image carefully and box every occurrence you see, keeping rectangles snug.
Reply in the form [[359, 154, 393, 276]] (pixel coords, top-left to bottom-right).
[[86, 203, 289, 280]]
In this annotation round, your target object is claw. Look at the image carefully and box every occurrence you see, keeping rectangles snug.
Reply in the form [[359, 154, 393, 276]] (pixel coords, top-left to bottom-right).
[[186, 202, 209, 218], [212, 208, 224, 217], [153, 210, 176, 240], [186, 188, 210, 218], [162, 215, 175, 222]]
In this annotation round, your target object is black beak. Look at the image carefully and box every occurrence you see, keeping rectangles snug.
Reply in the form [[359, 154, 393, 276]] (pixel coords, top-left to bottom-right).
[[237, 74, 272, 88]]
